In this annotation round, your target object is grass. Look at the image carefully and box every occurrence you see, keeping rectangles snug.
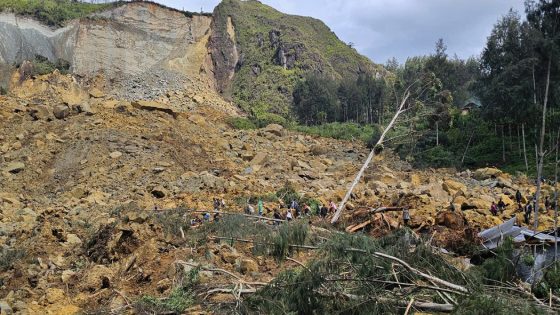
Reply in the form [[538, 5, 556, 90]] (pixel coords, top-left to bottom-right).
[[0, 0, 112, 27], [134, 266, 200, 314], [0, 248, 24, 272], [214, 0, 380, 118], [0, 0, 212, 28]]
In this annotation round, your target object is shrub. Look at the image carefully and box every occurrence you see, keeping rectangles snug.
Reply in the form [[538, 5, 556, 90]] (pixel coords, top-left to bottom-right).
[[134, 266, 199, 314], [476, 238, 516, 283], [0, 248, 24, 272], [533, 262, 560, 298], [227, 117, 258, 130]]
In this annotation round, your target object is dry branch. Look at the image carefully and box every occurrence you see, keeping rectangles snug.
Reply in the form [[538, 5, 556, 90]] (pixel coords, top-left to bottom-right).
[[331, 91, 411, 224]]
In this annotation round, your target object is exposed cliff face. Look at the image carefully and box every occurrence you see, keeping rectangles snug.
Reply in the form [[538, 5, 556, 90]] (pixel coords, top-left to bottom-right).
[[0, 0, 379, 113], [210, 0, 381, 116], [0, 2, 214, 100]]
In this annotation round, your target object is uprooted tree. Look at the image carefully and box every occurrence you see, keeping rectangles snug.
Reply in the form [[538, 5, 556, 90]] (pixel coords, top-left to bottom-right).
[[332, 72, 442, 224]]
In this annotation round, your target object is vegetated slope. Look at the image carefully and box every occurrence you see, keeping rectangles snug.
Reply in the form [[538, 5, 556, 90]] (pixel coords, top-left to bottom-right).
[[210, 0, 382, 118], [0, 1, 219, 102], [0, 0, 111, 27]]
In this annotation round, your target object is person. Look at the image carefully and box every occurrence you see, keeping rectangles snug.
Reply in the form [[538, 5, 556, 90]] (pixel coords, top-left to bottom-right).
[[294, 204, 301, 218], [402, 206, 410, 226], [515, 190, 522, 204], [320, 204, 328, 219], [273, 209, 282, 225], [524, 202, 533, 224], [497, 198, 506, 212], [203, 212, 211, 222], [490, 202, 498, 216], [329, 200, 337, 214], [258, 199, 264, 216], [290, 199, 299, 211], [303, 203, 311, 216], [213, 198, 220, 211], [213, 212, 220, 222], [286, 209, 293, 221], [545, 196, 550, 211]]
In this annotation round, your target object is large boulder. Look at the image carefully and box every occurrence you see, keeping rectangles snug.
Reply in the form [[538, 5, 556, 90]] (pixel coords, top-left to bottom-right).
[[473, 167, 502, 180], [435, 211, 465, 229], [53, 105, 70, 119], [442, 179, 467, 195], [3, 162, 24, 174], [263, 124, 284, 137]]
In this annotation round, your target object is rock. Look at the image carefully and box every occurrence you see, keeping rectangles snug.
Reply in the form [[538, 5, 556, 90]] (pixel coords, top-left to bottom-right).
[[53, 105, 70, 119], [239, 258, 258, 274], [73, 102, 95, 115], [45, 288, 65, 304], [473, 167, 502, 180], [263, 124, 284, 137], [435, 211, 465, 229], [221, 251, 240, 264], [4, 162, 24, 174], [442, 179, 467, 195], [310, 145, 327, 156], [109, 151, 122, 159], [127, 211, 149, 224], [131, 100, 176, 117], [82, 265, 113, 291], [151, 186, 168, 199], [0, 301, 12, 315], [250, 152, 268, 167], [89, 88, 105, 98], [0, 193, 20, 207], [61, 270, 76, 284], [156, 278, 172, 293], [65, 234, 82, 245], [27, 105, 51, 120]]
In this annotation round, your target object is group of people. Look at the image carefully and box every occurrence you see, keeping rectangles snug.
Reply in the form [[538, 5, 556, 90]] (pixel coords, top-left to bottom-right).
[[490, 190, 559, 225], [243, 198, 341, 225]]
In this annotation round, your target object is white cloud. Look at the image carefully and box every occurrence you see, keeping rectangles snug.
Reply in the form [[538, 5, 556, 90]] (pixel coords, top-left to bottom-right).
[[155, 0, 525, 64]]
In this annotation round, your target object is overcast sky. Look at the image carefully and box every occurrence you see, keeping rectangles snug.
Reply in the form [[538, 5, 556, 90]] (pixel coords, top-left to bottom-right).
[[156, 0, 525, 64]]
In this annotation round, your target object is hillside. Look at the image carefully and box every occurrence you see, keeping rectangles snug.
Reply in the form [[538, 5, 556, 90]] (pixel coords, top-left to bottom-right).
[[0, 1, 559, 314], [210, 0, 381, 118]]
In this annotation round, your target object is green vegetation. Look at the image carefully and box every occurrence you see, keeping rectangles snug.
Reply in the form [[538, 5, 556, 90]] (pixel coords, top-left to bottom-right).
[[29, 55, 70, 76], [134, 266, 199, 314], [534, 262, 560, 298], [0, 248, 24, 272], [0, 0, 212, 28], [0, 0, 112, 27], [214, 0, 380, 117]]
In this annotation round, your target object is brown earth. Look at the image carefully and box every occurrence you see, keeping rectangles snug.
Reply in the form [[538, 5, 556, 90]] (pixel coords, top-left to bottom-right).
[[0, 72, 558, 313]]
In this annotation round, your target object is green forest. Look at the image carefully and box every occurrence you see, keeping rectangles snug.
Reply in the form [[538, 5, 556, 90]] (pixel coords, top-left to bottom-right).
[[237, 1, 560, 176]]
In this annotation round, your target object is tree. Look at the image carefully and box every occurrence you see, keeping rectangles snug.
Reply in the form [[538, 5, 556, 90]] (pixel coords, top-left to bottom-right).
[[525, 0, 560, 229]]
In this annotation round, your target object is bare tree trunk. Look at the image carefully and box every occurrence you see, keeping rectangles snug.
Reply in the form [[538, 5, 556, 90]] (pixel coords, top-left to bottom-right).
[[534, 58, 552, 231], [554, 128, 559, 261], [331, 92, 411, 224], [523, 123, 529, 173], [518, 125, 522, 158], [461, 130, 475, 166], [502, 125, 506, 163], [436, 121, 439, 146]]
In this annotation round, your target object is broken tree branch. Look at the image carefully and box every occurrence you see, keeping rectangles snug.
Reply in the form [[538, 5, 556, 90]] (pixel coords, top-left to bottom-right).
[[331, 91, 411, 224]]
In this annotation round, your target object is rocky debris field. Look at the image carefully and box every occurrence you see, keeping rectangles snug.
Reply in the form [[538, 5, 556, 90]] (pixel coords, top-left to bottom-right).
[[0, 72, 559, 313]]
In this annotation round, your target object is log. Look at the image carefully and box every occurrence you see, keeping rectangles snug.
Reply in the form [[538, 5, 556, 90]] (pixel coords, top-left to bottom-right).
[[371, 251, 468, 293], [331, 91, 411, 224], [186, 209, 285, 222], [346, 220, 371, 233]]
